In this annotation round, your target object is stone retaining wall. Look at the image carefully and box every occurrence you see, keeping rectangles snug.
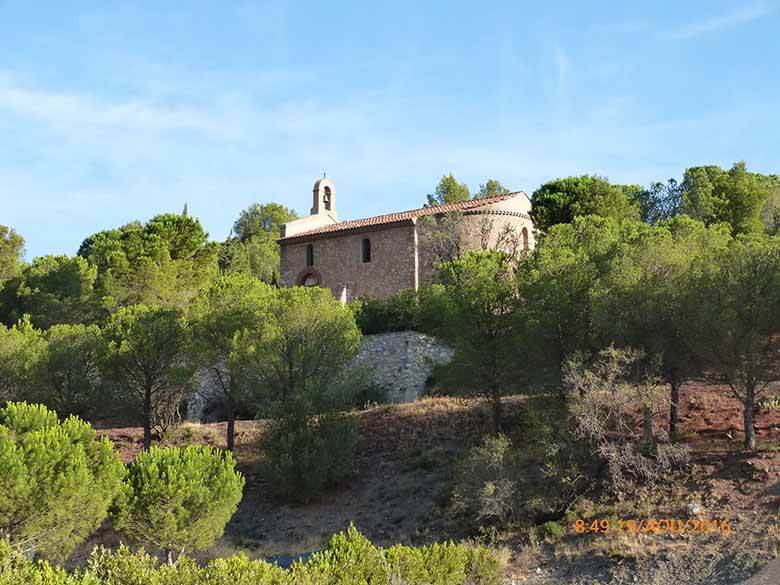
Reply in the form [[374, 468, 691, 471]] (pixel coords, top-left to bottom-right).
[[187, 331, 453, 420], [349, 330, 453, 403]]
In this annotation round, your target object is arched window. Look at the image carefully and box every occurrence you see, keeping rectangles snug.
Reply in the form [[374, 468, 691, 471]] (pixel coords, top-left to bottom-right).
[[522, 227, 529, 251], [323, 186, 332, 210], [362, 238, 371, 263], [306, 244, 314, 266]]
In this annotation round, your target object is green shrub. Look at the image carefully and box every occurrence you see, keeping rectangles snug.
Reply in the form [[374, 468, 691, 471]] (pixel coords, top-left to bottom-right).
[[349, 289, 420, 334], [296, 525, 389, 584], [451, 434, 522, 527], [541, 520, 566, 541], [111, 445, 244, 560], [201, 554, 287, 585], [0, 402, 125, 561], [86, 545, 202, 585], [260, 407, 358, 501], [0, 527, 505, 585]]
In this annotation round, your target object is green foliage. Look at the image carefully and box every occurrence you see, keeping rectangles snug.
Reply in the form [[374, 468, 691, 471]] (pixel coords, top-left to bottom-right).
[[260, 406, 358, 500], [540, 521, 566, 540], [687, 234, 780, 449], [598, 217, 729, 434], [10, 255, 98, 329], [0, 402, 125, 561], [631, 178, 682, 224], [0, 318, 44, 401], [681, 162, 770, 235], [475, 179, 510, 199], [1, 527, 504, 585], [299, 526, 503, 585], [518, 215, 627, 387], [426, 174, 470, 207], [566, 347, 690, 487], [78, 214, 218, 312], [28, 324, 102, 418], [451, 398, 586, 531], [220, 203, 298, 284], [433, 250, 526, 430], [349, 289, 420, 334], [451, 434, 521, 527], [99, 304, 193, 449], [111, 445, 244, 557], [530, 175, 641, 233], [232, 202, 298, 242], [0, 226, 24, 285], [233, 286, 361, 406], [188, 273, 275, 450]]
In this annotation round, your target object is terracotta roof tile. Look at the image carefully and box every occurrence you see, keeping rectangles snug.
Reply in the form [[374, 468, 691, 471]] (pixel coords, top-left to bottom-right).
[[279, 192, 524, 242]]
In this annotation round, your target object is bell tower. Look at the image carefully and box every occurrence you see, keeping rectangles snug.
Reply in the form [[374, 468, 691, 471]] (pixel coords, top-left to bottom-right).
[[279, 177, 340, 238], [311, 177, 338, 220]]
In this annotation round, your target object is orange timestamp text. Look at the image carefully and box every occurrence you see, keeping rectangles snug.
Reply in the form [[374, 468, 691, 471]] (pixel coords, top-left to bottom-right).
[[574, 518, 732, 536]]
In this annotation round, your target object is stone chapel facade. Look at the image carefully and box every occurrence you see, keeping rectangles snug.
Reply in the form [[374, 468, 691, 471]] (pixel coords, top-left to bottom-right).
[[278, 178, 536, 300]]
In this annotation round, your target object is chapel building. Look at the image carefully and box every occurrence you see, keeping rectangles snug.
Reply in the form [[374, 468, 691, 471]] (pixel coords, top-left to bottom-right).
[[278, 178, 536, 300]]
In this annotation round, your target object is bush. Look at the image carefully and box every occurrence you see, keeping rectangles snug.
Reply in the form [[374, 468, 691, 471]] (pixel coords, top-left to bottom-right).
[[0, 527, 506, 585], [451, 434, 522, 527], [349, 289, 420, 334], [540, 521, 566, 541], [566, 347, 690, 489], [260, 406, 358, 501], [451, 400, 590, 532], [0, 402, 125, 561], [111, 445, 244, 560]]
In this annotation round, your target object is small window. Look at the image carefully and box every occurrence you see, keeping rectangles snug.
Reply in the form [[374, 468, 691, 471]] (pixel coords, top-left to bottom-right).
[[361, 238, 371, 263], [522, 227, 529, 251], [306, 244, 314, 266]]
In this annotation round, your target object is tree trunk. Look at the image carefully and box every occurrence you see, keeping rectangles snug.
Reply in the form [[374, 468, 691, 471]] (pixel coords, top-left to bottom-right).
[[166, 549, 174, 565], [743, 385, 757, 450], [226, 398, 235, 452], [142, 387, 152, 450], [491, 393, 503, 433], [642, 406, 655, 450], [669, 380, 682, 439]]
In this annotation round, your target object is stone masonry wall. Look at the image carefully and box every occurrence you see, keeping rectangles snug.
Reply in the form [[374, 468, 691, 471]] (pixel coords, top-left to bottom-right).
[[349, 330, 454, 403], [279, 223, 416, 300]]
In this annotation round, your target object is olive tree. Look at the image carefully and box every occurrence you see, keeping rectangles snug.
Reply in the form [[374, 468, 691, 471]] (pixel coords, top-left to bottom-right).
[[111, 445, 244, 563], [0, 402, 125, 560], [99, 304, 193, 449]]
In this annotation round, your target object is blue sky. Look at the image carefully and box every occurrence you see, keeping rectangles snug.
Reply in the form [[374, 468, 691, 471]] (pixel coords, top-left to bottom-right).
[[2, 1, 779, 259]]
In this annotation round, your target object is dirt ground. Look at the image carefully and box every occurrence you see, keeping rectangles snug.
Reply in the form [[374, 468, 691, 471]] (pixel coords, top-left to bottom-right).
[[89, 384, 780, 583]]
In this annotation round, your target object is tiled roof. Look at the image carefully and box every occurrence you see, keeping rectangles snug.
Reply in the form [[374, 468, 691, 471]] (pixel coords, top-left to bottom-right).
[[279, 192, 525, 242]]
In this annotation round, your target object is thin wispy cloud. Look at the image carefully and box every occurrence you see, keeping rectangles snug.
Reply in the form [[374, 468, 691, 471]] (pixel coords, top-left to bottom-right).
[[669, 1, 773, 39], [0, 79, 234, 139]]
